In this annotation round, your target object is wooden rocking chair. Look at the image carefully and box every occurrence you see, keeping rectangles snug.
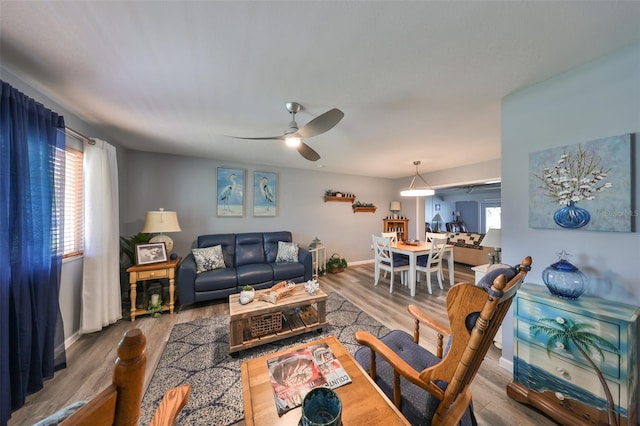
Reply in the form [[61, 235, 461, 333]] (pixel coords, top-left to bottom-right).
[[36, 328, 190, 426], [355, 256, 532, 425]]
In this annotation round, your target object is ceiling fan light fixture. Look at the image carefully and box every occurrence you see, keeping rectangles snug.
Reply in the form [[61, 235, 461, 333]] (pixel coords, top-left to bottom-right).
[[285, 135, 302, 147], [401, 160, 435, 197]]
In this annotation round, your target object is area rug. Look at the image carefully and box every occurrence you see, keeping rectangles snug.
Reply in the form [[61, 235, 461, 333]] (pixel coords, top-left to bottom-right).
[[140, 292, 390, 425]]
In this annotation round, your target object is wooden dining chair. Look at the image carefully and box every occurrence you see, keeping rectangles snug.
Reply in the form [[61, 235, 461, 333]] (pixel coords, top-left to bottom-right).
[[355, 257, 532, 425], [415, 237, 448, 294], [35, 328, 190, 426], [372, 234, 410, 293]]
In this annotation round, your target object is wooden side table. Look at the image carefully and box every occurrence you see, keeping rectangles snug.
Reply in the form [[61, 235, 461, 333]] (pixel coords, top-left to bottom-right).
[[126, 257, 181, 321]]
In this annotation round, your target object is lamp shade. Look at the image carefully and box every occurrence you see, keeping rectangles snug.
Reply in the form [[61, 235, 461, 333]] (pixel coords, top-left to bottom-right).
[[432, 213, 443, 222], [141, 208, 181, 253], [480, 228, 501, 248], [389, 201, 401, 211], [141, 209, 182, 233]]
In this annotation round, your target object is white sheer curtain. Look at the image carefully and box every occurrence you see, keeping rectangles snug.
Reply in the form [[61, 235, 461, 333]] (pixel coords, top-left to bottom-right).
[[80, 138, 121, 334]]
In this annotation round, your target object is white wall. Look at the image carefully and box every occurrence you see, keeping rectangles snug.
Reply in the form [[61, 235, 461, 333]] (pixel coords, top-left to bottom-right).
[[500, 42, 640, 366], [123, 150, 400, 263]]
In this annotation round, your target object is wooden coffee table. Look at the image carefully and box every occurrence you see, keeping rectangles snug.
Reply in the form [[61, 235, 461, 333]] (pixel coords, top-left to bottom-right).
[[229, 285, 328, 354], [241, 335, 410, 425]]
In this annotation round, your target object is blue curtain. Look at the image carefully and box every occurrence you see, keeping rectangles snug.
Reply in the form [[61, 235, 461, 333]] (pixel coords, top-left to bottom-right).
[[0, 81, 67, 425]]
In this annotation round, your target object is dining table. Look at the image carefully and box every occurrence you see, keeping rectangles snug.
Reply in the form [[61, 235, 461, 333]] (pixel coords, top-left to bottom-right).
[[389, 241, 455, 296]]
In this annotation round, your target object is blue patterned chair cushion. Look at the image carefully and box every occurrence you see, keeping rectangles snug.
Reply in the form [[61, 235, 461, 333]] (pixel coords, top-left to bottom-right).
[[192, 245, 226, 273], [275, 241, 299, 262]]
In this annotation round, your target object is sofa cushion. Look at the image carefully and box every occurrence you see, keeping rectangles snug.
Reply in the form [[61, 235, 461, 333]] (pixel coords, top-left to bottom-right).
[[235, 233, 266, 267], [263, 231, 293, 262], [197, 234, 236, 268], [236, 263, 273, 287], [275, 241, 299, 262], [477, 266, 517, 290], [448, 232, 485, 249], [271, 261, 306, 281], [194, 268, 238, 292], [192, 245, 226, 273]]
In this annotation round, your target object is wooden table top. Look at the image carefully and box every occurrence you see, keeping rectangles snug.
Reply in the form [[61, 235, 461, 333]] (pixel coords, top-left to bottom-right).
[[229, 285, 327, 319], [241, 335, 410, 426]]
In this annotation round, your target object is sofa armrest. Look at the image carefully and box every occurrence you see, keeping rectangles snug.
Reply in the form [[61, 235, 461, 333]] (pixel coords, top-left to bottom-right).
[[178, 254, 197, 306], [297, 247, 312, 281]]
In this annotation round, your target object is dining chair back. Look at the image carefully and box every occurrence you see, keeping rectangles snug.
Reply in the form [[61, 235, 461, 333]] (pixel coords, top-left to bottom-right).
[[355, 257, 532, 426], [416, 237, 448, 294], [372, 235, 410, 293], [425, 232, 445, 242]]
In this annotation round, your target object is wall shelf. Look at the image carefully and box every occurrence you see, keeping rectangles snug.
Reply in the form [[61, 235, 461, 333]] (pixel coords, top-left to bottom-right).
[[353, 207, 377, 213], [324, 196, 355, 203]]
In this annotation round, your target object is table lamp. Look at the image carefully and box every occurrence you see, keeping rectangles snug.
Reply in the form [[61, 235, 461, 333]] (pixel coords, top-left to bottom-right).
[[480, 228, 501, 264], [141, 208, 182, 253], [389, 201, 401, 219], [432, 213, 443, 232]]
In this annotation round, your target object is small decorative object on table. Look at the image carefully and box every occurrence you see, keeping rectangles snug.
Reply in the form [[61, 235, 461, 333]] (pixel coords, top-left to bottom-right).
[[305, 279, 319, 295], [239, 285, 255, 305], [257, 280, 296, 304], [542, 250, 586, 299], [302, 387, 342, 426], [326, 254, 347, 273]]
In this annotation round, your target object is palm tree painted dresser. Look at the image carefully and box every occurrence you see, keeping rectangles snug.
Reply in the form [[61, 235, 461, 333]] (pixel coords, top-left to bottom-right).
[[508, 285, 639, 426]]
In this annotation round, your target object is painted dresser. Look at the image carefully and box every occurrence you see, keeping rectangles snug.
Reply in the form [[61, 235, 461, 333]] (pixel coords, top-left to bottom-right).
[[507, 285, 639, 426]]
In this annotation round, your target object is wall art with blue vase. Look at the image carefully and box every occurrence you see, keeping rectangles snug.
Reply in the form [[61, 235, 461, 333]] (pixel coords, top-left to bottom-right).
[[528, 133, 635, 232]]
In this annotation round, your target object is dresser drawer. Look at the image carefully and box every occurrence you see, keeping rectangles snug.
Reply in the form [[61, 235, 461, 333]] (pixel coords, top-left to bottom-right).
[[516, 296, 623, 351], [135, 269, 169, 280], [515, 317, 620, 379], [515, 342, 626, 408]]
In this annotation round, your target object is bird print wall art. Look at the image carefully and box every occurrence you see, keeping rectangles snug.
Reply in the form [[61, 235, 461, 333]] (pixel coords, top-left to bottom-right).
[[217, 167, 244, 217], [253, 171, 278, 217]]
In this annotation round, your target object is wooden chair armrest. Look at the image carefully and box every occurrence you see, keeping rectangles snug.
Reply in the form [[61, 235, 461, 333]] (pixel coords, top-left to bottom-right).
[[407, 305, 451, 337], [150, 385, 191, 426]]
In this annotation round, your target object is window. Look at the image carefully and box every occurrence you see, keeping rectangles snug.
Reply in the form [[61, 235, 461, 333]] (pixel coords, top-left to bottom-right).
[[54, 145, 84, 257]]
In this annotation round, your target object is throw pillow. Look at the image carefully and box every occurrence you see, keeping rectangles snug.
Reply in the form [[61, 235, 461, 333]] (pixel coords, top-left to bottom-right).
[[275, 241, 299, 263], [477, 265, 517, 290], [192, 245, 226, 273]]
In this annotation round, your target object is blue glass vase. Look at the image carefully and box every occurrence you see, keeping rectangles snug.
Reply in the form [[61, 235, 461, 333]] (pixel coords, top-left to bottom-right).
[[553, 201, 590, 229], [542, 251, 586, 299]]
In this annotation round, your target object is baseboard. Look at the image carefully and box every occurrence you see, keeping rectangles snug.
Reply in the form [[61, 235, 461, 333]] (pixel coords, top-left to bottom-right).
[[499, 355, 513, 372], [347, 259, 375, 266], [64, 331, 80, 350]]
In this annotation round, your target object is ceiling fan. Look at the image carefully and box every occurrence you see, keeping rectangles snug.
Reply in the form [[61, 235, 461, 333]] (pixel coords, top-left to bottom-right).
[[229, 102, 344, 161]]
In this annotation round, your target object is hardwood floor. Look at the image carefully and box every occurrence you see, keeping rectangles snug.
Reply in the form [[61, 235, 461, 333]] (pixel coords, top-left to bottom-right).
[[10, 263, 556, 425]]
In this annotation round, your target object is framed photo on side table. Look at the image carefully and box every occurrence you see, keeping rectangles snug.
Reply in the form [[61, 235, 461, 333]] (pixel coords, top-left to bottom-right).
[[136, 242, 168, 265]]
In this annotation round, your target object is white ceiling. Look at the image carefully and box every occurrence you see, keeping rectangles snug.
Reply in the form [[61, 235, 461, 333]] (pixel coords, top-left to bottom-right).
[[1, 1, 639, 179]]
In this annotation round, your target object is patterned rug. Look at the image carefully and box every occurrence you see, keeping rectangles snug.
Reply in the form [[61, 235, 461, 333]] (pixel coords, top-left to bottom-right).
[[140, 292, 390, 425]]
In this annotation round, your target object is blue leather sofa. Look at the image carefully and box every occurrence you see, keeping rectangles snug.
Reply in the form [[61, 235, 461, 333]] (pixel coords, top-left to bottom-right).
[[178, 231, 312, 306]]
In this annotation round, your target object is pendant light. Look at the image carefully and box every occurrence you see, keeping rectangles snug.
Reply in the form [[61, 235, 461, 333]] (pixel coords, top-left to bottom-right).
[[400, 161, 435, 197]]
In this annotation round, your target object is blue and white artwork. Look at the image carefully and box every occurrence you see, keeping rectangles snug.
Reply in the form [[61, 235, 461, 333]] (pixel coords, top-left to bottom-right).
[[217, 167, 244, 217], [253, 171, 277, 217], [529, 134, 634, 232]]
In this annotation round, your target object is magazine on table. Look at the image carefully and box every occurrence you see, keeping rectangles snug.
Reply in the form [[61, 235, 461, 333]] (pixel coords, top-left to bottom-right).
[[267, 342, 352, 415]]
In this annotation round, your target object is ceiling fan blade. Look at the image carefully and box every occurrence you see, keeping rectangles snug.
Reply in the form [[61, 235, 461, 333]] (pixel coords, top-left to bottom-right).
[[297, 142, 321, 161], [227, 135, 285, 141], [297, 108, 344, 138]]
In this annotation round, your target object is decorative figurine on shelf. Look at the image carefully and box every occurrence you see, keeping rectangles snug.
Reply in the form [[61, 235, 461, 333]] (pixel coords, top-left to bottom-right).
[[542, 250, 586, 300], [305, 279, 319, 296]]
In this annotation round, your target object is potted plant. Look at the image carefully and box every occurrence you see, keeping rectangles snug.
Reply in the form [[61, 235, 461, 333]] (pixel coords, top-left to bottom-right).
[[326, 254, 347, 273], [239, 285, 255, 304]]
